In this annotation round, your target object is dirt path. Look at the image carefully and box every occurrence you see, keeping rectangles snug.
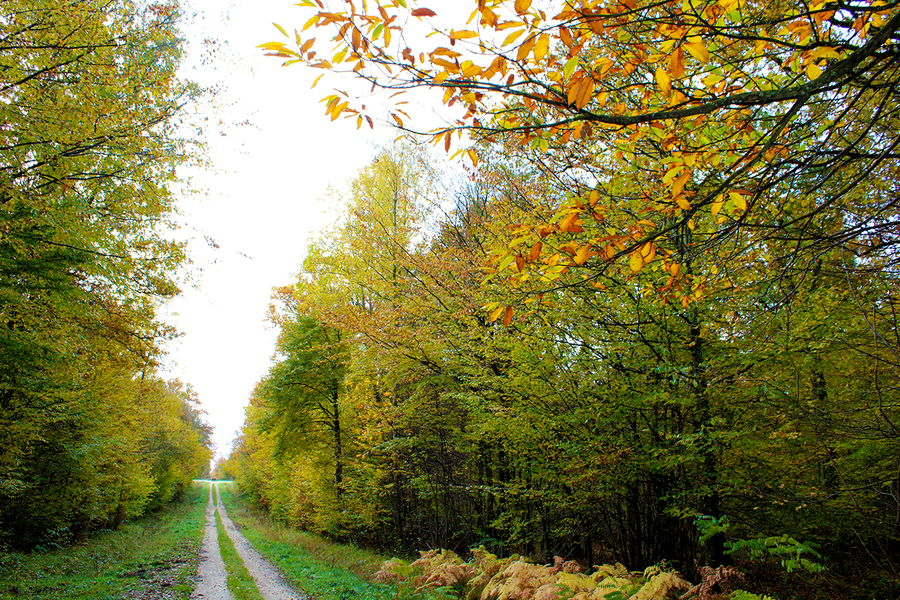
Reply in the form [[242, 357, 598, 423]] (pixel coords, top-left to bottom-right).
[[192, 482, 302, 600], [191, 483, 233, 600], [214, 483, 302, 600]]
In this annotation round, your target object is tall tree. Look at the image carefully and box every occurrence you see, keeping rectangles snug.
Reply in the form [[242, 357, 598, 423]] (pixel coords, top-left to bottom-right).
[[0, 0, 208, 547]]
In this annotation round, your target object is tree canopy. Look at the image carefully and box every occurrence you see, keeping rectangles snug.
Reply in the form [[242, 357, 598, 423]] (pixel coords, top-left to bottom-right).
[[225, 2, 900, 596], [0, 0, 212, 548], [266, 0, 900, 310]]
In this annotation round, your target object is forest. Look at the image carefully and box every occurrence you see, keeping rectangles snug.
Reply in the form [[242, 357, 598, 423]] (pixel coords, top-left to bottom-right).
[[227, 0, 900, 597], [0, 0, 212, 549], [2, 0, 899, 598]]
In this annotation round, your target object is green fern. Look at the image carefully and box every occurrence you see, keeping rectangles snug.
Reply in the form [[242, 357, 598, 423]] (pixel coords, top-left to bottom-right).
[[731, 590, 777, 600]]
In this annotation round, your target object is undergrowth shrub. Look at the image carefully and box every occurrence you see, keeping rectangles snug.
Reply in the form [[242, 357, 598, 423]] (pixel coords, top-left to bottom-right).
[[375, 548, 776, 600]]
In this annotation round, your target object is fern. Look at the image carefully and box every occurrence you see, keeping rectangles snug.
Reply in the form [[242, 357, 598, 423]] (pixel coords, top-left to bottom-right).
[[731, 591, 777, 600]]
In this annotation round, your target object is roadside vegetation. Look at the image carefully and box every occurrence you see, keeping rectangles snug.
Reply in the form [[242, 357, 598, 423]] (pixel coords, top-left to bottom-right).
[[0, 481, 207, 600]]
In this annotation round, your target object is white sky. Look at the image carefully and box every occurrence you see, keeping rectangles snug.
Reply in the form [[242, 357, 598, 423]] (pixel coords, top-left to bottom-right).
[[160, 0, 389, 457], [161, 0, 474, 458]]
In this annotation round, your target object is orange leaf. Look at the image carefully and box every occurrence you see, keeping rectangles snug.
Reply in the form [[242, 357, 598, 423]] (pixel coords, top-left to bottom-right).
[[517, 35, 536, 61], [528, 240, 542, 261], [503, 306, 513, 327], [669, 46, 684, 78], [514, 0, 532, 13], [411, 8, 437, 17], [559, 210, 581, 232], [576, 78, 594, 109], [671, 170, 691, 198], [574, 244, 592, 265]]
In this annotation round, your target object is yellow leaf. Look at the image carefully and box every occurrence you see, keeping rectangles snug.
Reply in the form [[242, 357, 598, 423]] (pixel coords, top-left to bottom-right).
[[302, 14, 320, 31], [517, 35, 536, 62], [467, 149, 478, 166], [534, 34, 550, 61], [711, 195, 724, 215], [729, 191, 747, 211], [258, 41, 288, 51], [655, 67, 671, 95], [514, 0, 532, 13], [488, 304, 505, 322], [273, 22, 288, 37], [806, 63, 823, 80], [502, 28, 526, 47], [629, 252, 643, 273], [671, 170, 691, 198], [450, 29, 479, 40], [684, 37, 709, 63], [675, 195, 692, 210], [703, 73, 723, 87], [639, 242, 656, 263]]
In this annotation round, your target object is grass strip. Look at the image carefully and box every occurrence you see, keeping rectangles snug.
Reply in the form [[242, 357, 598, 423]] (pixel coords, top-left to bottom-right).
[[216, 484, 398, 600], [215, 505, 265, 600], [0, 481, 208, 600]]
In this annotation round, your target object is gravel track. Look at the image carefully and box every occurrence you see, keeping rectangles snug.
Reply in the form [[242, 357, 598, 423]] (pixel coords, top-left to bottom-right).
[[192, 482, 303, 600], [191, 484, 233, 600]]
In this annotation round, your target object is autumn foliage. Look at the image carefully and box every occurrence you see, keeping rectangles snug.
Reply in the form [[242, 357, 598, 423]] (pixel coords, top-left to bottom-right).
[[231, 0, 900, 597], [0, 0, 212, 548]]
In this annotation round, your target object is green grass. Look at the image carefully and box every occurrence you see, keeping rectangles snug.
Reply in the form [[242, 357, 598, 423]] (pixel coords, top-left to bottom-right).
[[0, 481, 208, 600], [216, 484, 398, 600], [214, 497, 264, 600]]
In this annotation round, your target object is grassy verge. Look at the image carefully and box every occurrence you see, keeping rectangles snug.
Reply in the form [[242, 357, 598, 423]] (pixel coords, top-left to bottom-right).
[[0, 481, 208, 600], [216, 484, 398, 600], [214, 495, 264, 600]]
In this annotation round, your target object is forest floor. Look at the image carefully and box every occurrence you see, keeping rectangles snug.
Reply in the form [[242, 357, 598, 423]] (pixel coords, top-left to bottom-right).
[[0, 482, 207, 599]]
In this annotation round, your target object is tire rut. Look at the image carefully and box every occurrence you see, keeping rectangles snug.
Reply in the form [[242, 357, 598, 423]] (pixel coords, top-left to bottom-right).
[[191, 483, 233, 600], [214, 483, 303, 600]]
